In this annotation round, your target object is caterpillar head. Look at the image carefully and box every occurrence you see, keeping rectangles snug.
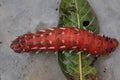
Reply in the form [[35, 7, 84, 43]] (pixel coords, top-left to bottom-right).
[[104, 38, 119, 55], [110, 38, 119, 52], [10, 37, 25, 53]]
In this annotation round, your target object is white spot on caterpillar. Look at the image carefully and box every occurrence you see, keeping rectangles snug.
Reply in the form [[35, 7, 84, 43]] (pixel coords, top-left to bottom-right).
[[48, 28, 54, 31], [39, 47, 46, 49], [60, 27, 66, 30], [88, 30, 93, 33], [62, 32, 64, 34], [49, 32, 52, 36], [94, 51, 97, 53], [31, 32, 35, 34], [49, 41, 52, 44], [62, 40, 64, 43], [33, 36, 36, 39], [40, 41, 43, 43], [27, 46, 29, 49], [72, 46, 77, 49], [22, 49, 25, 52], [84, 48, 87, 51], [24, 40, 27, 44], [48, 46, 55, 49], [40, 34, 44, 37], [24, 36, 27, 38], [60, 46, 66, 49], [40, 30, 45, 32], [84, 48, 86, 50], [32, 47, 38, 49], [75, 28, 79, 31], [76, 41, 79, 44]]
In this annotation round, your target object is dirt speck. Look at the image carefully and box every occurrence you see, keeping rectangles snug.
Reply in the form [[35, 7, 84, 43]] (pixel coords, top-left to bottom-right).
[[0, 4, 2, 7], [56, 8, 58, 11], [103, 67, 107, 73]]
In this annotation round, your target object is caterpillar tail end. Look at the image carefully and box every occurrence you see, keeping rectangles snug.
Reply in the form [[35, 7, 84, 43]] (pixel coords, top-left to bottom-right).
[[10, 38, 24, 53]]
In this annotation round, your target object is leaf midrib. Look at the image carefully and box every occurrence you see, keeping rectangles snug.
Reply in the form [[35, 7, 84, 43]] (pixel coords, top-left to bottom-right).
[[74, 0, 82, 80]]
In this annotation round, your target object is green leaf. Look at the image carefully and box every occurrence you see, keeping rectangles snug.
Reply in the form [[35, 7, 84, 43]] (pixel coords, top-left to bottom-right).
[[58, 0, 99, 80]]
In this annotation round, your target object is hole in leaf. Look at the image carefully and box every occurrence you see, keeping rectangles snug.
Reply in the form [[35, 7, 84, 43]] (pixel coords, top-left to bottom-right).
[[83, 21, 89, 27]]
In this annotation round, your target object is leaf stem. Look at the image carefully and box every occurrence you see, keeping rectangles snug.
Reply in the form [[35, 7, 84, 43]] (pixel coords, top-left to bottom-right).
[[75, 0, 80, 28], [78, 52, 83, 80], [75, 0, 82, 80]]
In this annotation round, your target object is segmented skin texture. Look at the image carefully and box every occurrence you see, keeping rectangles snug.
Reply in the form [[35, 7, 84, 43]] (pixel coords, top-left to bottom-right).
[[10, 27, 119, 55]]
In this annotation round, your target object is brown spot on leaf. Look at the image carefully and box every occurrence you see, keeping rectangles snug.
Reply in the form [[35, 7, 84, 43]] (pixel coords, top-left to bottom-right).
[[85, 73, 97, 80], [66, 6, 76, 12]]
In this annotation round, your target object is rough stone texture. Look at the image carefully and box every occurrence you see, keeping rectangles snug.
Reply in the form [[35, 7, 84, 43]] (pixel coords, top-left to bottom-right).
[[0, 0, 119, 80]]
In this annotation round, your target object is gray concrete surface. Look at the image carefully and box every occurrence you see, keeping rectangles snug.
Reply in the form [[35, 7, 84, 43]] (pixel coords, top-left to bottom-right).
[[0, 0, 120, 80], [88, 0, 120, 80]]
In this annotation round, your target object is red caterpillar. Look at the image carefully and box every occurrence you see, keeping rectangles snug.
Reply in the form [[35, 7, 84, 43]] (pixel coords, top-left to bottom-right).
[[10, 27, 118, 55]]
